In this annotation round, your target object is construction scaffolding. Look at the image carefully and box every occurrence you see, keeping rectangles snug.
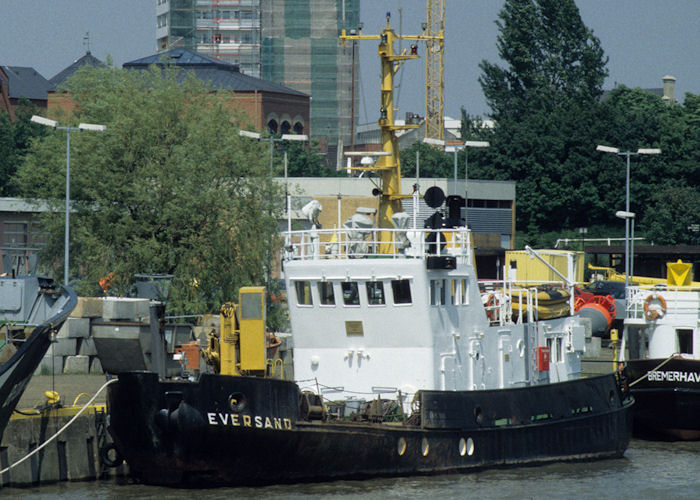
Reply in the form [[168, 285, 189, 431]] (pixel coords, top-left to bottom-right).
[[261, 0, 359, 150], [424, 0, 445, 142], [163, 0, 262, 78]]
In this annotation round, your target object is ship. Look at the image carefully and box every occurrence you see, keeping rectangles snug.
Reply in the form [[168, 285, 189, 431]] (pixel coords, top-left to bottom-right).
[[0, 275, 77, 439], [621, 260, 700, 440], [104, 16, 633, 486]]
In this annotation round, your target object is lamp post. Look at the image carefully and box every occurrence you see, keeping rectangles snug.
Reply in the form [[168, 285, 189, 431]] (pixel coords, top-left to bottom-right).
[[239, 130, 308, 313], [31, 115, 106, 285], [597, 145, 660, 287], [239, 130, 308, 175], [615, 211, 636, 286]]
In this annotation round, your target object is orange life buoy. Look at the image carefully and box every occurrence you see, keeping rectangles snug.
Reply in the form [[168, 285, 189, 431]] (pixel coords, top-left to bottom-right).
[[643, 293, 667, 321], [485, 293, 496, 321]]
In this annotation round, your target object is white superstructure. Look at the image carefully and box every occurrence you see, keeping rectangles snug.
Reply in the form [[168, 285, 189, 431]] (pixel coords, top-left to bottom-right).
[[622, 286, 700, 361], [283, 222, 590, 405]]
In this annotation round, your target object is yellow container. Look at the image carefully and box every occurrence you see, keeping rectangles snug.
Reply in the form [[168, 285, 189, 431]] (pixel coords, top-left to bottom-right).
[[505, 250, 584, 284]]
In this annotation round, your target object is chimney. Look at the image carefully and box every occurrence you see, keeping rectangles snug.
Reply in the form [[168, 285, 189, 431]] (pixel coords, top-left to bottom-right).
[[662, 75, 676, 105]]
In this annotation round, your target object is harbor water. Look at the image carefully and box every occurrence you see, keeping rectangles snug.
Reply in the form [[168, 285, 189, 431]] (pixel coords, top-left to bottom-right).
[[4, 439, 699, 499]]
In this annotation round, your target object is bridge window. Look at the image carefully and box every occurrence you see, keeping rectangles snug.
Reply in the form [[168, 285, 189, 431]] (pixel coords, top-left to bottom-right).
[[294, 281, 312, 306], [430, 279, 446, 306], [366, 281, 385, 305], [677, 329, 693, 355], [342, 282, 360, 306], [318, 282, 335, 306], [391, 279, 412, 305], [451, 278, 469, 305]]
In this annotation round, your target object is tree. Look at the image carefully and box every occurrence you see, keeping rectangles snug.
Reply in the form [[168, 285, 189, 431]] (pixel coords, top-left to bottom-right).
[[642, 185, 700, 245], [479, 0, 608, 121], [399, 141, 453, 178], [596, 87, 700, 243], [476, 0, 611, 234], [13, 65, 281, 314], [0, 99, 45, 196], [283, 139, 346, 177]]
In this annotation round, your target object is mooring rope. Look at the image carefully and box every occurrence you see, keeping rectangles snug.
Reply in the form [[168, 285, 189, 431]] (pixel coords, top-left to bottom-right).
[[0, 378, 118, 475], [628, 353, 679, 388]]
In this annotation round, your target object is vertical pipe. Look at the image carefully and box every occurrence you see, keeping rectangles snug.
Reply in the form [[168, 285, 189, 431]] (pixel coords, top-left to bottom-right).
[[452, 149, 457, 196], [150, 302, 166, 379], [464, 148, 468, 227], [64, 129, 71, 285], [624, 153, 630, 288]]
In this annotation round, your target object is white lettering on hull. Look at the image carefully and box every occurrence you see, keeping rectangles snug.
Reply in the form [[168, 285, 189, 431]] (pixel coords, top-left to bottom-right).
[[206, 412, 293, 430], [646, 371, 700, 383]]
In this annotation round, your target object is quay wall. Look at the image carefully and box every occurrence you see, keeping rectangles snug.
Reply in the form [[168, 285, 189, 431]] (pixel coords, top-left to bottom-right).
[[0, 408, 126, 488]]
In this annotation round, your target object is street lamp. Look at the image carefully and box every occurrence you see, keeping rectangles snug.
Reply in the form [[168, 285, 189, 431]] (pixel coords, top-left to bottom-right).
[[238, 129, 308, 313], [31, 115, 106, 285], [238, 130, 308, 175], [597, 145, 660, 287], [615, 211, 636, 286]]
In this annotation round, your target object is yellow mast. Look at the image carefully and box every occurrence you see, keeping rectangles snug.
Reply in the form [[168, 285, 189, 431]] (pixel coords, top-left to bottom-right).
[[340, 13, 444, 253]]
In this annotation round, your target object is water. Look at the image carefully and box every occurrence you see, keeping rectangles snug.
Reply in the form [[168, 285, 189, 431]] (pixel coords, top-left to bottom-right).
[[5, 439, 700, 499]]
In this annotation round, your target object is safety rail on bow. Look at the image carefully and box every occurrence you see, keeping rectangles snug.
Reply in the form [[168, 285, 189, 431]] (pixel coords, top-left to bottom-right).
[[283, 227, 473, 263], [625, 285, 700, 321]]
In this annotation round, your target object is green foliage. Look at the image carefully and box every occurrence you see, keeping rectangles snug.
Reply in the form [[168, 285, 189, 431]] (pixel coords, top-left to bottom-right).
[[479, 0, 607, 121], [474, 0, 699, 246], [14, 65, 281, 314], [399, 141, 453, 178], [642, 185, 700, 245], [598, 87, 700, 244], [282, 139, 346, 177], [0, 99, 46, 196]]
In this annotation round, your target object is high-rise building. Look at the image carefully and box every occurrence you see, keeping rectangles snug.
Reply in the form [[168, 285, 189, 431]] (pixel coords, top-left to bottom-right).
[[157, 0, 262, 78], [156, 0, 359, 155]]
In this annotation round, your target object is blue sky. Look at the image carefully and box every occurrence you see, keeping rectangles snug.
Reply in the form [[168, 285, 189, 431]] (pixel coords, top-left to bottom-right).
[[0, 0, 697, 123]]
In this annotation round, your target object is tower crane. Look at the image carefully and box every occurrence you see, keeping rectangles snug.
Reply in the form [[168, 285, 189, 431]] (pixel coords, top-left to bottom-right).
[[424, 0, 445, 142]]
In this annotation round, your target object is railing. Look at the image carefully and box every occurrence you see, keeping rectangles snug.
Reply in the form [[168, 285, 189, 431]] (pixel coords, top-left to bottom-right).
[[625, 284, 700, 321], [283, 227, 473, 263], [479, 280, 574, 326]]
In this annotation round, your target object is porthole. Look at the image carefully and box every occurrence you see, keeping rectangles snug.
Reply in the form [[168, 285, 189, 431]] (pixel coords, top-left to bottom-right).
[[229, 392, 247, 412], [458, 438, 467, 456], [397, 437, 407, 456], [466, 437, 475, 456], [421, 438, 430, 456], [474, 406, 483, 425]]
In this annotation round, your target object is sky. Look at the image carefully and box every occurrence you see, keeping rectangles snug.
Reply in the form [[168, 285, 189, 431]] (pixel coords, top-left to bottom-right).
[[0, 0, 697, 125]]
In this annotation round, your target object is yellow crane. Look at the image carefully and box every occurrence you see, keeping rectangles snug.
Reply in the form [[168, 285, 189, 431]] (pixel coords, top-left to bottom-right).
[[424, 0, 445, 142]]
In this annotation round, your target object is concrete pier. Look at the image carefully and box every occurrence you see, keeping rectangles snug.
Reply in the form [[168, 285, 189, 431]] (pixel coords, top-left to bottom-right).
[[0, 375, 126, 488]]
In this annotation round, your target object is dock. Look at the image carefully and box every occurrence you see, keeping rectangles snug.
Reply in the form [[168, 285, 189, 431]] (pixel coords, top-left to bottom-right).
[[0, 374, 127, 488]]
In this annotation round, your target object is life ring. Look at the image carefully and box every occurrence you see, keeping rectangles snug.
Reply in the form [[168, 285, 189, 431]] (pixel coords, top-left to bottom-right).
[[485, 293, 496, 321], [100, 442, 123, 468], [643, 293, 667, 321]]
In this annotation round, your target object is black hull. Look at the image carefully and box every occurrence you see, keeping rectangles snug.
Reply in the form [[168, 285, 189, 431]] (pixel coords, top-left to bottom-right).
[[107, 372, 633, 487], [626, 358, 700, 440], [0, 283, 77, 439]]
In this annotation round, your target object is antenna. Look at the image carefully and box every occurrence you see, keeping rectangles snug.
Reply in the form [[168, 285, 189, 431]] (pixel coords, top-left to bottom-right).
[[83, 31, 91, 54]]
